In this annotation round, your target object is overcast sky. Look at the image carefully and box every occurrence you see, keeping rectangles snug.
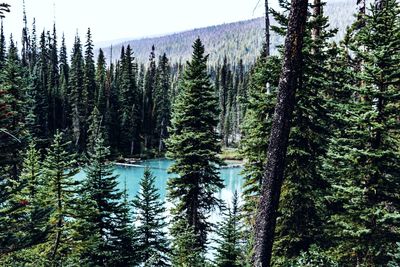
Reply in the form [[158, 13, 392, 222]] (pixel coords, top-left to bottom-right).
[[3, 0, 348, 49], [2, 0, 279, 48]]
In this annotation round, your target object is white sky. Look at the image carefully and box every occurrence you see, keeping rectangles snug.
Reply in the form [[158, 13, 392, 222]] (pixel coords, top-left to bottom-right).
[[3, 0, 280, 49]]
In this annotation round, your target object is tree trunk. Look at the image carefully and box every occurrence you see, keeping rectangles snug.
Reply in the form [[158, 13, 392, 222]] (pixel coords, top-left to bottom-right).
[[252, 0, 308, 266], [311, 0, 321, 54], [264, 0, 270, 57]]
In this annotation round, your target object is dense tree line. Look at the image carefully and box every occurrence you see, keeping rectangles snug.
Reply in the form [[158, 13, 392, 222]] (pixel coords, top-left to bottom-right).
[[1, 0, 400, 266], [241, 0, 400, 266]]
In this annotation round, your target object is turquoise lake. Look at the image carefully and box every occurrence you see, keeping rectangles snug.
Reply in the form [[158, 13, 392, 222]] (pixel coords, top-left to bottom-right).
[[77, 158, 244, 205]]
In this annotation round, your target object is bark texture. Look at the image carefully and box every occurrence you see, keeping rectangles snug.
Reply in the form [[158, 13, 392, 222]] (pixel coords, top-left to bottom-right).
[[252, 0, 309, 266], [264, 0, 270, 57]]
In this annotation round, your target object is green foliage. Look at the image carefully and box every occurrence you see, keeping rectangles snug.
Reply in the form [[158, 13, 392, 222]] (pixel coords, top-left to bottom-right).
[[154, 53, 172, 154], [170, 219, 205, 267], [214, 191, 243, 267], [0, 142, 49, 262], [388, 243, 400, 267], [167, 38, 223, 253], [69, 35, 85, 152], [79, 125, 129, 265], [118, 45, 141, 155], [132, 167, 169, 266], [323, 1, 400, 265], [41, 131, 79, 264], [279, 245, 338, 267]]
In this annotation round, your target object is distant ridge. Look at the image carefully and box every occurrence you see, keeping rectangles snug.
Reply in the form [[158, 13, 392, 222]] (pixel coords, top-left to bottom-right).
[[100, 1, 357, 65]]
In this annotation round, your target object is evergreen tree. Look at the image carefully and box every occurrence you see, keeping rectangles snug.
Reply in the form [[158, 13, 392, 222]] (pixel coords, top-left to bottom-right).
[[95, 48, 107, 116], [0, 36, 26, 180], [324, 1, 400, 265], [271, 0, 334, 263], [59, 34, 70, 130], [0, 142, 49, 259], [132, 167, 169, 266], [47, 25, 60, 134], [118, 45, 140, 155], [154, 53, 171, 154], [214, 191, 243, 267], [69, 35, 85, 151], [84, 28, 96, 123], [170, 219, 205, 267], [167, 38, 223, 254], [143, 45, 157, 152], [240, 55, 280, 262], [41, 131, 79, 264], [0, 20, 6, 70], [81, 123, 128, 265], [111, 183, 138, 267], [34, 31, 50, 141], [87, 106, 104, 155]]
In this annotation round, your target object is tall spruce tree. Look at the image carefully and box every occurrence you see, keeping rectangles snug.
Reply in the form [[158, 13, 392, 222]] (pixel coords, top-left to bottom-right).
[[167, 38, 223, 255], [0, 36, 26, 181], [154, 53, 171, 154], [41, 132, 79, 264], [0, 20, 6, 71], [271, 0, 334, 263], [118, 45, 140, 155], [132, 167, 169, 266], [324, 0, 400, 265], [69, 35, 85, 151], [47, 25, 60, 134], [80, 120, 128, 265], [95, 48, 107, 116], [143, 45, 157, 152], [111, 183, 138, 267], [0, 141, 50, 262], [214, 191, 243, 267], [84, 28, 96, 124], [59, 34, 70, 130]]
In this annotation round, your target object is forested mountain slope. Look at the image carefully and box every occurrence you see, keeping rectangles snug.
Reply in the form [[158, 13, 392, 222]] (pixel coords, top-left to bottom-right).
[[100, 0, 356, 65]]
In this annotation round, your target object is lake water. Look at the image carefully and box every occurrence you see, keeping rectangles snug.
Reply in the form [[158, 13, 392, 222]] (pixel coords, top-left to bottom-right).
[[77, 158, 243, 256], [77, 158, 244, 205]]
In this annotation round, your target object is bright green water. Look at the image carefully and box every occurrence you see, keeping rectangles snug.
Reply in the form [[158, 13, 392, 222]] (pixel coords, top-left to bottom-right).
[[77, 158, 244, 204]]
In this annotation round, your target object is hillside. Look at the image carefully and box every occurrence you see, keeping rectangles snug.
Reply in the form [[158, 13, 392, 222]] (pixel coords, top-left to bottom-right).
[[99, 1, 357, 65]]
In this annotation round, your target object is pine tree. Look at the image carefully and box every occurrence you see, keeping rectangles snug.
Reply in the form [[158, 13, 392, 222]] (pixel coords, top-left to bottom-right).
[[34, 31, 50, 141], [0, 20, 5, 71], [324, 1, 400, 265], [111, 183, 138, 267], [132, 167, 169, 266], [143, 45, 157, 152], [81, 123, 127, 265], [167, 38, 223, 254], [41, 131, 79, 264], [0, 142, 49, 259], [69, 35, 85, 152], [214, 191, 243, 267], [154, 53, 171, 154], [84, 28, 96, 124], [0, 36, 26, 181], [170, 219, 205, 267], [59, 34, 70, 129], [240, 55, 281, 263], [271, 0, 335, 263], [118, 45, 140, 155], [1, 142, 50, 261], [95, 48, 107, 116], [87, 106, 104, 155], [47, 24, 60, 134]]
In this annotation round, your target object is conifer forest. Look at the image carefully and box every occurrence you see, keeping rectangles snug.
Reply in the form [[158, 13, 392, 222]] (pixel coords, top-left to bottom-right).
[[0, 0, 399, 266]]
